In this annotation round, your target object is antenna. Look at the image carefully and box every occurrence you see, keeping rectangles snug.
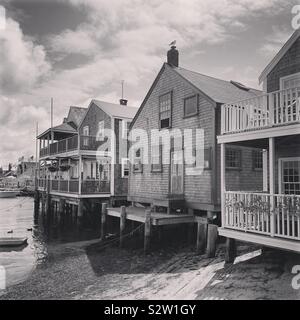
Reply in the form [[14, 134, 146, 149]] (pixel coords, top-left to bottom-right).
[[121, 80, 124, 99]]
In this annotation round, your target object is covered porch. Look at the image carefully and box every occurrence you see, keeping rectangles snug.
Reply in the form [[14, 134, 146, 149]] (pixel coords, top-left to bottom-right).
[[219, 134, 300, 254]]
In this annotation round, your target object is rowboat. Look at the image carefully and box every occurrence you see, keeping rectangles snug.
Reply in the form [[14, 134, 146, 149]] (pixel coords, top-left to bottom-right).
[[0, 191, 19, 198], [0, 237, 28, 247]]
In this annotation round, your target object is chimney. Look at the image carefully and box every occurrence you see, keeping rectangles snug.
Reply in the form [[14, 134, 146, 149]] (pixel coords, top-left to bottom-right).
[[167, 45, 179, 67], [63, 117, 68, 123], [120, 99, 128, 106]]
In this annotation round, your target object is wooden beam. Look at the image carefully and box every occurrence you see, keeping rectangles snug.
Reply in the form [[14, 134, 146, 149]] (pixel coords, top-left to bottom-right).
[[144, 209, 151, 254], [120, 206, 126, 248], [225, 238, 236, 263], [101, 203, 108, 240], [206, 224, 218, 258], [220, 143, 226, 228], [196, 223, 207, 254]]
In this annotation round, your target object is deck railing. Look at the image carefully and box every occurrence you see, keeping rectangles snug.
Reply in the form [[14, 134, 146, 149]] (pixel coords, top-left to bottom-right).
[[221, 86, 300, 134], [39, 135, 107, 157], [224, 191, 300, 241], [37, 179, 110, 194]]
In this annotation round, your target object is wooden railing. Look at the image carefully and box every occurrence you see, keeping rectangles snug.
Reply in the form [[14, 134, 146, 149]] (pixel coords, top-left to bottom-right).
[[224, 191, 300, 241], [221, 86, 300, 134], [39, 135, 78, 157], [37, 179, 110, 195]]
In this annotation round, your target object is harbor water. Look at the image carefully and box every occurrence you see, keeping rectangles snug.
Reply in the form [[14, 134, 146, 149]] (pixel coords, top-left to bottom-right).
[[0, 197, 100, 289]]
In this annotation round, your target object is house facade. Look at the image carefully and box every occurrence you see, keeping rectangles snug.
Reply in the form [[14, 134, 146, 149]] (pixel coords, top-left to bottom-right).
[[37, 101, 137, 216], [218, 30, 300, 258], [128, 46, 265, 220]]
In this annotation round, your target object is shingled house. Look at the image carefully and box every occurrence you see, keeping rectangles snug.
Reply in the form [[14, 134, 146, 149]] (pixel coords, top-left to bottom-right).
[[128, 46, 265, 223], [218, 30, 300, 258], [37, 100, 137, 217]]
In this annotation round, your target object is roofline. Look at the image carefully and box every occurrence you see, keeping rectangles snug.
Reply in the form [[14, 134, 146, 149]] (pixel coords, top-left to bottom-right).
[[259, 29, 300, 84], [37, 128, 77, 139]]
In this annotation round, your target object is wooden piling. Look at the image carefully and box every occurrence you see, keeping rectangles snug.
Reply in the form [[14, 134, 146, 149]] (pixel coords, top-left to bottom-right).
[[120, 206, 126, 248], [101, 203, 108, 240], [206, 224, 218, 258], [196, 223, 207, 255], [225, 238, 236, 263], [144, 209, 152, 254]]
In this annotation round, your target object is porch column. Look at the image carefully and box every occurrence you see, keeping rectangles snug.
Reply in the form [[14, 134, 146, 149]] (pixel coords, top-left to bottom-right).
[[221, 143, 226, 227], [79, 156, 82, 195], [269, 137, 275, 237]]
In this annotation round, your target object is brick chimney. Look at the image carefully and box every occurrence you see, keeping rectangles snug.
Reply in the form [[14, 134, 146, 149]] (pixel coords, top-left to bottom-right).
[[167, 45, 179, 67], [120, 99, 128, 106]]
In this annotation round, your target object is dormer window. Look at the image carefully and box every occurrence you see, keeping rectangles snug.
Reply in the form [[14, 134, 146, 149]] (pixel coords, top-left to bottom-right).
[[159, 92, 172, 129]]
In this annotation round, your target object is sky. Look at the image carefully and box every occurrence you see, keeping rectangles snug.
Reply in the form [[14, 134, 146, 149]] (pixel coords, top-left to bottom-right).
[[0, 0, 298, 168]]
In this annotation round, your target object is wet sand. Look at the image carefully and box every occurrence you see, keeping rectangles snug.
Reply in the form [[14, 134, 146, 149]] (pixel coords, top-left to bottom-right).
[[1, 239, 300, 300]]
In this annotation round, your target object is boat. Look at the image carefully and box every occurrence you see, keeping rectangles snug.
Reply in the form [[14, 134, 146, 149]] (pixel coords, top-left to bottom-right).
[[0, 237, 28, 247], [0, 190, 19, 198]]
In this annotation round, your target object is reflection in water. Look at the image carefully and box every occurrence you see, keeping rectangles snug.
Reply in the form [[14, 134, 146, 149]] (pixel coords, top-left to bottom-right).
[[0, 197, 100, 288]]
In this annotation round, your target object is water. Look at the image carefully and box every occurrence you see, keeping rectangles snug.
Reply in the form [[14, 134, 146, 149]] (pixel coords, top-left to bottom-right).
[[0, 197, 100, 288]]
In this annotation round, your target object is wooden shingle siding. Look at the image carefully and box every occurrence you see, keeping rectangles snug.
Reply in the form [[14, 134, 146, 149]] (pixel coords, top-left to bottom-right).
[[129, 65, 215, 206], [267, 37, 300, 93]]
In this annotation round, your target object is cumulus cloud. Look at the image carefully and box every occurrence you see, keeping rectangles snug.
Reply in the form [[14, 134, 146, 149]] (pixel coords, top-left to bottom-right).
[[0, 17, 51, 95]]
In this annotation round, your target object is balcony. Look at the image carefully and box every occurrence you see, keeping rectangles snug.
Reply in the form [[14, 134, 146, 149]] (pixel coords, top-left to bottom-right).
[[39, 135, 106, 158], [38, 179, 110, 195], [221, 86, 300, 135]]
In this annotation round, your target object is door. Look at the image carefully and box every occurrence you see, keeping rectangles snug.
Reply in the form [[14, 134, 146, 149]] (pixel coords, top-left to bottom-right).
[[280, 158, 300, 195], [170, 150, 184, 194]]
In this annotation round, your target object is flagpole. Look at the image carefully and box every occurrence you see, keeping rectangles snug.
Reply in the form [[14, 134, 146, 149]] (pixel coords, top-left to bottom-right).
[[35, 122, 39, 190]]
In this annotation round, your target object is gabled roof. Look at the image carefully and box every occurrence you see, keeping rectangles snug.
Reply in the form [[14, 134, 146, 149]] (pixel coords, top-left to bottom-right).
[[67, 106, 87, 127], [130, 63, 262, 128], [259, 29, 300, 84], [174, 66, 262, 103], [92, 100, 138, 119], [37, 122, 76, 139]]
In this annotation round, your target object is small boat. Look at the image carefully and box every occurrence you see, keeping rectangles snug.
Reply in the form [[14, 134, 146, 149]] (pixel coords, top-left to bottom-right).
[[0, 190, 19, 198], [0, 237, 28, 247]]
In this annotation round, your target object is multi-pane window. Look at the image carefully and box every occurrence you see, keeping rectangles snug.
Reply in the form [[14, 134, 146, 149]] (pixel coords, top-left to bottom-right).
[[184, 95, 198, 117], [252, 150, 263, 170], [189, 147, 212, 169], [226, 148, 241, 169], [97, 121, 105, 141], [133, 148, 143, 172], [159, 92, 172, 129], [281, 73, 300, 89], [121, 158, 129, 178], [151, 144, 162, 172], [122, 120, 131, 139], [282, 160, 300, 195]]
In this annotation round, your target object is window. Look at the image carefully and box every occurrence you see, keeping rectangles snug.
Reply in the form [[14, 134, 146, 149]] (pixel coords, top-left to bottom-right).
[[97, 121, 105, 141], [99, 161, 110, 181], [280, 72, 300, 90], [83, 126, 89, 146], [281, 159, 300, 195], [252, 150, 263, 170], [226, 148, 241, 169], [122, 120, 131, 139], [151, 144, 162, 172], [184, 95, 198, 117], [133, 148, 143, 172], [189, 147, 212, 169], [159, 92, 172, 129], [121, 158, 129, 178]]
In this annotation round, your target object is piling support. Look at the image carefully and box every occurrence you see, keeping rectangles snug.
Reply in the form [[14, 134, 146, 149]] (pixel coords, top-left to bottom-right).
[[225, 238, 236, 263], [206, 224, 218, 258], [101, 203, 108, 240], [120, 206, 126, 248], [144, 209, 152, 254], [196, 223, 207, 255]]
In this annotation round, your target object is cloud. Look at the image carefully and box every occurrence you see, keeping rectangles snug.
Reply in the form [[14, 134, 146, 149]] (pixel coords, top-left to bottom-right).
[[260, 26, 294, 58], [0, 17, 51, 95]]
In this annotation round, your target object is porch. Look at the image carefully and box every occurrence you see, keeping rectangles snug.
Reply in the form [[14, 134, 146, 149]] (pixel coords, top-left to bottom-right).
[[219, 134, 300, 254], [221, 86, 300, 135]]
